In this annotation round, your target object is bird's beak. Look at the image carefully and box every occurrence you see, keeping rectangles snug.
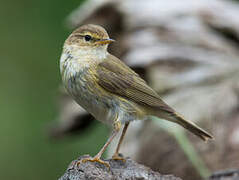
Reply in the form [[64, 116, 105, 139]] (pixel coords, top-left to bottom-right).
[[96, 38, 115, 45]]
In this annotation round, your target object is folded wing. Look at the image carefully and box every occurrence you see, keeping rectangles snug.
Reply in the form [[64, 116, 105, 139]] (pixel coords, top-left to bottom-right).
[[96, 54, 174, 113]]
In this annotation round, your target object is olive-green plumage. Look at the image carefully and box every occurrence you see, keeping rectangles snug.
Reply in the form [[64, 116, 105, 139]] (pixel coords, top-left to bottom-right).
[[60, 24, 213, 165], [96, 54, 212, 141]]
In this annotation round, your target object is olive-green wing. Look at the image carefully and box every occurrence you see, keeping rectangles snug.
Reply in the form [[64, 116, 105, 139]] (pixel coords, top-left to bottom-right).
[[96, 54, 174, 113]]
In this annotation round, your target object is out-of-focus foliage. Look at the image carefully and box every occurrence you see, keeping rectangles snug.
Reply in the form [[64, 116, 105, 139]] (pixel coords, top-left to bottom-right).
[[0, 0, 108, 180]]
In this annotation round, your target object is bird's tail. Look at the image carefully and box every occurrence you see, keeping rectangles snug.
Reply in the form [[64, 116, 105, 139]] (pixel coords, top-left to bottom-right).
[[154, 110, 213, 141]]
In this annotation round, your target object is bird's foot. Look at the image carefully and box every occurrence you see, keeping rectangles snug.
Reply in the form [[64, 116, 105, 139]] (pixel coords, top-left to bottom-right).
[[112, 153, 126, 162], [77, 156, 110, 168]]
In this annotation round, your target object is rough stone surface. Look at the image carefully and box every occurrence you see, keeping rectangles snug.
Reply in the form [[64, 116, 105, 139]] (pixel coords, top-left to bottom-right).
[[58, 155, 182, 180]]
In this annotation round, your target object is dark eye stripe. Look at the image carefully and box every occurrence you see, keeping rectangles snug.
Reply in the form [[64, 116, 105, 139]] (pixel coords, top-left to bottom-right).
[[72, 33, 100, 42], [73, 34, 84, 38]]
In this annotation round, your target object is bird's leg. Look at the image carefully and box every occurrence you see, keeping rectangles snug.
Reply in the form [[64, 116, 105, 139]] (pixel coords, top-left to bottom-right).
[[78, 121, 121, 168], [112, 122, 130, 162]]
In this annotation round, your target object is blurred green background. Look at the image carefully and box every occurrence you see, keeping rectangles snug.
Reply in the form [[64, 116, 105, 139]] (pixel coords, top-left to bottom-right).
[[0, 0, 108, 179]]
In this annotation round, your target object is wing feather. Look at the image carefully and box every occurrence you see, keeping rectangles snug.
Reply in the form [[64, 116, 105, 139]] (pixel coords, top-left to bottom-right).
[[96, 54, 174, 113]]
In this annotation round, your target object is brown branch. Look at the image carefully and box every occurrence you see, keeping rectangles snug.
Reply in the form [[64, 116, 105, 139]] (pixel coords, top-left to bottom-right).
[[58, 155, 182, 180], [208, 169, 239, 180]]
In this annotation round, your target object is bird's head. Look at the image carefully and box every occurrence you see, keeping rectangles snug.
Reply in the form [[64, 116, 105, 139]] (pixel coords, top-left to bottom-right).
[[65, 24, 115, 50]]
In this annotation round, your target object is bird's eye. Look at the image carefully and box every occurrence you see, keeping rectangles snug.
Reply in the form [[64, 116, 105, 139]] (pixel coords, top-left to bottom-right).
[[84, 35, 92, 41]]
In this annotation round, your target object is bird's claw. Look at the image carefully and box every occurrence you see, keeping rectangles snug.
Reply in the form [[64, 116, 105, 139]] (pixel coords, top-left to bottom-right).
[[112, 154, 126, 162], [76, 157, 110, 168]]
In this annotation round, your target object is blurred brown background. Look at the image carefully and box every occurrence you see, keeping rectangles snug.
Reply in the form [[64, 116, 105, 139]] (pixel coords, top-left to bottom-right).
[[1, 0, 239, 180]]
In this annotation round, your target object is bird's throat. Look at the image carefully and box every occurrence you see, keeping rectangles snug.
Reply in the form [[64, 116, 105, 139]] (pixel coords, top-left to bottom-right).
[[64, 44, 108, 60]]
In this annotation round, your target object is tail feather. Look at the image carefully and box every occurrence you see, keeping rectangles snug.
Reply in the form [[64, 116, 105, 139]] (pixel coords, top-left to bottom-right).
[[172, 112, 213, 141], [155, 110, 213, 141]]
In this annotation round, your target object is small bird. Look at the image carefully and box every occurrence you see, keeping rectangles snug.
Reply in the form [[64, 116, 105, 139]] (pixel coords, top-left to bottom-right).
[[60, 24, 213, 166]]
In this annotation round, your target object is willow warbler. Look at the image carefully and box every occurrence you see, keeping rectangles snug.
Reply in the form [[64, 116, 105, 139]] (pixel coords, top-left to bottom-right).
[[60, 24, 213, 166]]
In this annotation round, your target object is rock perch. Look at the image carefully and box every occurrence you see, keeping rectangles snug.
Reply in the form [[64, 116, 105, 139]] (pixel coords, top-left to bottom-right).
[[59, 155, 182, 180]]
